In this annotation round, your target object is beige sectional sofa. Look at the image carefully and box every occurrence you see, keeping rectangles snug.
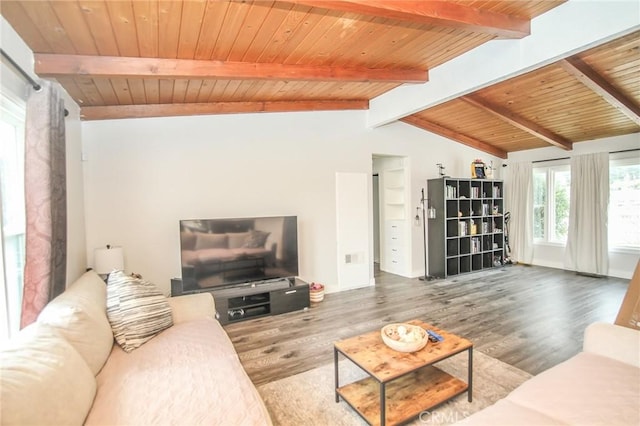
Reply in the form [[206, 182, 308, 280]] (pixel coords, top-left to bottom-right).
[[460, 323, 640, 425], [1, 270, 271, 425], [460, 262, 640, 426]]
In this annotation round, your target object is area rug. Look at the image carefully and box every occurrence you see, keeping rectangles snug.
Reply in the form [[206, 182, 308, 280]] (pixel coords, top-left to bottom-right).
[[257, 351, 532, 425]]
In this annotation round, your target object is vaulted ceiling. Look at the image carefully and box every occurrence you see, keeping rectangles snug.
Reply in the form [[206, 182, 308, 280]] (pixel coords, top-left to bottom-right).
[[1, 1, 638, 158], [402, 31, 640, 158]]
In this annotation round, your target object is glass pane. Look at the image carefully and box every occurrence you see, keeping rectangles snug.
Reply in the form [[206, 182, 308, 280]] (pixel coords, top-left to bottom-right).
[[609, 162, 640, 248], [0, 120, 25, 233], [552, 170, 570, 243], [533, 171, 547, 239], [0, 99, 25, 339]]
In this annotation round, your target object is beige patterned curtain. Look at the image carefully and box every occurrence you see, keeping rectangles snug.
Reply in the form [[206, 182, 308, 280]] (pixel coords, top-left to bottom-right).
[[20, 81, 67, 328]]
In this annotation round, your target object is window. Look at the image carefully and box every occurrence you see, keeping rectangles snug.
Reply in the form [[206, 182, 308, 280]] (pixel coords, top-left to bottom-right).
[[533, 164, 570, 244], [0, 92, 26, 340], [609, 155, 640, 250], [533, 154, 639, 251]]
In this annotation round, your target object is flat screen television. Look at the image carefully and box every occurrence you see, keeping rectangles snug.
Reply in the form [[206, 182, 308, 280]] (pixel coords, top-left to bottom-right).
[[179, 216, 298, 291]]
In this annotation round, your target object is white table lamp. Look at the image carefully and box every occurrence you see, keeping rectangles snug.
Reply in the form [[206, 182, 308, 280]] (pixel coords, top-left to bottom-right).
[[94, 245, 124, 275]]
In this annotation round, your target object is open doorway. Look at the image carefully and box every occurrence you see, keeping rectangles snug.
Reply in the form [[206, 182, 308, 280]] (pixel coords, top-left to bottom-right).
[[372, 154, 410, 278]]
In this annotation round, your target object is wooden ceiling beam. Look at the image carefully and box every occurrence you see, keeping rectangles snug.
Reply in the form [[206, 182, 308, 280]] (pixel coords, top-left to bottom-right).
[[560, 57, 640, 126], [289, 0, 530, 39], [35, 53, 427, 84], [401, 115, 507, 159], [80, 100, 369, 120], [461, 95, 573, 151]]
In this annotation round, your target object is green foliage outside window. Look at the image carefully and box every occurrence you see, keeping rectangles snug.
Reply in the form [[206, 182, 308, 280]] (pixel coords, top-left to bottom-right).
[[533, 167, 569, 243], [553, 171, 570, 242], [533, 171, 546, 239]]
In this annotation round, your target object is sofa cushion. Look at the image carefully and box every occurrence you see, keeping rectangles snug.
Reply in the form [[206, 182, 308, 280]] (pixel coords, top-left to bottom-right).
[[227, 231, 251, 249], [166, 293, 216, 324], [106, 270, 173, 353], [37, 270, 114, 375], [457, 398, 565, 425], [180, 231, 197, 250], [195, 232, 228, 250], [196, 248, 238, 263], [180, 249, 199, 266], [243, 230, 270, 248], [1, 323, 97, 425], [230, 247, 271, 257], [507, 351, 640, 425], [583, 322, 640, 367], [85, 318, 271, 425]]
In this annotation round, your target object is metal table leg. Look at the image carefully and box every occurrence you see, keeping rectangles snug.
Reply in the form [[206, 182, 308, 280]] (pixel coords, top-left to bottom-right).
[[380, 382, 386, 426], [334, 347, 340, 403], [468, 346, 473, 402]]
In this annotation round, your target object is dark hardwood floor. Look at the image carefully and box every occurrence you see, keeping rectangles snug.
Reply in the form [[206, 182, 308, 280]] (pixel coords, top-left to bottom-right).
[[224, 264, 629, 386]]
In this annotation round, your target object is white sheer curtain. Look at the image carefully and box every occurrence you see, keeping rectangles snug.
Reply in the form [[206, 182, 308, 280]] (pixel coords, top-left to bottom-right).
[[505, 162, 534, 264], [564, 152, 609, 275]]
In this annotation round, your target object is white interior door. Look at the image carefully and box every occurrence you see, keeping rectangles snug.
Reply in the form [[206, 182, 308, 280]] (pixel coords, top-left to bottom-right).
[[336, 172, 371, 290]]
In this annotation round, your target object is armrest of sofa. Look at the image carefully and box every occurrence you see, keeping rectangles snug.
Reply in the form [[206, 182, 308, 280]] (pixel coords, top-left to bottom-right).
[[167, 293, 216, 324], [583, 322, 640, 367]]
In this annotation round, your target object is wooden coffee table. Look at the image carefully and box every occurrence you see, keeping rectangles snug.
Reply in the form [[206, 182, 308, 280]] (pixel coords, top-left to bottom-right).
[[334, 319, 473, 426]]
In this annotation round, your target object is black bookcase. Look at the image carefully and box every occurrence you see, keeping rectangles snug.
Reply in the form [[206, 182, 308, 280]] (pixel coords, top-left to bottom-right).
[[427, 178, 505, 278]]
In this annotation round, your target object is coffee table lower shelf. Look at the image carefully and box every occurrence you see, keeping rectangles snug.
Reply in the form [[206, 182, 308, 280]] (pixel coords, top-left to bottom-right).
[[337, 366, 468, 426]]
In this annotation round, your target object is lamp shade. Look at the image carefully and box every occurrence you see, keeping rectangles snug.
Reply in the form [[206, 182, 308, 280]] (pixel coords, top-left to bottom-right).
[[94, 246, 124, 274]]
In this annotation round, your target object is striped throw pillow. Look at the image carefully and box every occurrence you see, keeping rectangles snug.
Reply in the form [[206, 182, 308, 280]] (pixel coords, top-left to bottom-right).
[[106, 271, 173, 352]]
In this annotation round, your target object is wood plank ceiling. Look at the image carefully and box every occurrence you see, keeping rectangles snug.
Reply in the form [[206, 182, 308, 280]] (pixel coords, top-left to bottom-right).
[[1, 1, 638, 158], [403, 31, 640, 158]]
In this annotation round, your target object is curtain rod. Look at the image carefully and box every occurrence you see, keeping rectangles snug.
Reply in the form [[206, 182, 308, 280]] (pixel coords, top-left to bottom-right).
[[0, 48, 41, 91], [1, 48, 68, 117], [531, 148, 640, 164]]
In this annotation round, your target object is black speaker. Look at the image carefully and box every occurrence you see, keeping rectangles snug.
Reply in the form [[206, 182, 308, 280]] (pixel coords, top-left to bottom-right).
[[170, 278, 183, 297]]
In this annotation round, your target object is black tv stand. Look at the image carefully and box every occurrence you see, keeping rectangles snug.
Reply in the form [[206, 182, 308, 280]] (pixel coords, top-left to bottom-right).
[[170, 277, 310, 325]]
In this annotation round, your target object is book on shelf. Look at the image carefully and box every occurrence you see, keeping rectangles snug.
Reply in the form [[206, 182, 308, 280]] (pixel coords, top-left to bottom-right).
[[458, 221, 467, 236], [471, 237, 481, 253]]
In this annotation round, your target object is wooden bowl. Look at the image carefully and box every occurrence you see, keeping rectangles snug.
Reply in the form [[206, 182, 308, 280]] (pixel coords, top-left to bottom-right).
[[381, 323, 428, 353]]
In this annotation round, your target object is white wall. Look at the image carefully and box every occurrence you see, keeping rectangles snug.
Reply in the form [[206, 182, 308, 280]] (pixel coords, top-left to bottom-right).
[[82, 114, 503, 295], [508, 133, 640, 278], [1, 17, 87, 284], [64, 101, 87, 281]]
